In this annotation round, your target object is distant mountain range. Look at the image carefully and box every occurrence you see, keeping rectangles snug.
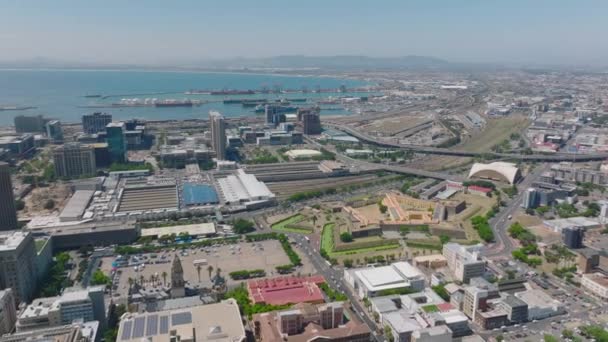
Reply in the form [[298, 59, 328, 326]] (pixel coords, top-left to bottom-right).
[[0, 55, 451, 71], [196, 55, 450, 70], [1, 55, 605, 72]]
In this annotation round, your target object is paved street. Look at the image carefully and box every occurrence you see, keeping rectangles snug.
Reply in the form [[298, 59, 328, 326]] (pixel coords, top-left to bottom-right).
[[483, 163, 551, 258], [287, 232, 385, 342]]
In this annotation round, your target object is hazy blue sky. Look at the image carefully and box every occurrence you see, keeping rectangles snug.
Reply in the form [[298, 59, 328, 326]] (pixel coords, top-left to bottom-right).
[[1, 0, 607, 66]]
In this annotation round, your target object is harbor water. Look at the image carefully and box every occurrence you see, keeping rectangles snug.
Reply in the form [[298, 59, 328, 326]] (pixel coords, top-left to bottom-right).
[[0, 69, 371, 125]]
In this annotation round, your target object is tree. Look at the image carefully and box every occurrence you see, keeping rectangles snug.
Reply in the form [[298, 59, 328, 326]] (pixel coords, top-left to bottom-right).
[[161, 271, 167, 286], [439, 235, 450, 245], [233, 219, 255, 234], [207, 265, 214, 279], [15, 199, 25, 211], [339, 232, 353, 243], [311, 216, 318, 227], [90, 270, 111, 286], [543, 334, 558, 342], [44, 199, 55, 210], [343, 259, 353, 268], [196, 264, 202, 282], [378, 201, 388, 214], [384, 325, 395, 342], [562, 329, 574, 339], [107, 302, 119, 329]]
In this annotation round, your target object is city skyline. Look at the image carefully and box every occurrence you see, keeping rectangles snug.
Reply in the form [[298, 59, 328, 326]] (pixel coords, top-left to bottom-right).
[[2, 0, 608, 67]]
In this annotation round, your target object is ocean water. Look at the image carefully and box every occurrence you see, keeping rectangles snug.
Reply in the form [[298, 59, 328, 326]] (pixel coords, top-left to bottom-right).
[[0, 69, 370, 126]]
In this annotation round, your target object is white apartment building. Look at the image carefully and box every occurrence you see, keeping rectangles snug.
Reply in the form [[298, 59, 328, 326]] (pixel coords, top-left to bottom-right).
[[442, 243, 485, 283], [16, 286, 106, 332], [581, 273, 608, 299]]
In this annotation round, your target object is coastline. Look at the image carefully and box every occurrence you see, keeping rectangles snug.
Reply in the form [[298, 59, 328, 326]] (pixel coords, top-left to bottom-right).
[[0, 67, 373, 85]]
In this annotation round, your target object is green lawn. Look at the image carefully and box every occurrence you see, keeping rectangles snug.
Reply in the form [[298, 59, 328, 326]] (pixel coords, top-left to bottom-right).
[[321, 223, 399, 257], [321, 223, 335, 253], [422, 304, 439, 313], [271, 214, 313, 234]]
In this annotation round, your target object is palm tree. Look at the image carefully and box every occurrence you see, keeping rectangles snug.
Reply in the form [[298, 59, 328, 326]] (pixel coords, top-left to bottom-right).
[[216, 267, 222, 278], [127, 277, 134, 290], [312, 216, 318, 227], [139, 275, 145, 286], [161, 271, 167, 286], [207, 265, 214, 279], [196, 265, 202, 282]]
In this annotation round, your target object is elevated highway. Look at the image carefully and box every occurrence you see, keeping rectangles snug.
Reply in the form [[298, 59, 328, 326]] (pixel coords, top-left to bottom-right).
[[324, 122, 608, 162], [347, 158, 464, 181]]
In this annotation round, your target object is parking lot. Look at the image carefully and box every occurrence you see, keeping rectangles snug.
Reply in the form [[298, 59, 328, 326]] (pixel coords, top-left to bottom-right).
[[102, 239, 316, 300]]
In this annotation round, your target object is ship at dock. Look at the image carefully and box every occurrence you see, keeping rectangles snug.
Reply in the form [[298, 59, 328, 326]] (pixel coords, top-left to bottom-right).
[[108, 98, 203, 107], [210, 89, 255, 95], [0, 106, 37, 111]]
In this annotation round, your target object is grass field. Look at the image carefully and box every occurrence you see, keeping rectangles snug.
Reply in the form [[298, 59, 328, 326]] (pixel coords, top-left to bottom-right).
[[321, 223, 400, 257], [321, 223, 336, 253], [457, 116, 529, 153], [271, 214, 313, 234]]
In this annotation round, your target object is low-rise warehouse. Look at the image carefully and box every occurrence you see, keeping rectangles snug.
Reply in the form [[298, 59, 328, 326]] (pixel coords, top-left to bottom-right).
[[344, 262, 426, 299], [140, 223, 217, 239], [216, 169, 275, 208], [514, 289, 565, 320], [118, 178, 178, 212], [284, 149, 322, 160], [59, 190, 95, 222]]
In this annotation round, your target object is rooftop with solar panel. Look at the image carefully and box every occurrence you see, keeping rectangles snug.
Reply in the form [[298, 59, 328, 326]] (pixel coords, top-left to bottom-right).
[[117, 299, 246, 342]]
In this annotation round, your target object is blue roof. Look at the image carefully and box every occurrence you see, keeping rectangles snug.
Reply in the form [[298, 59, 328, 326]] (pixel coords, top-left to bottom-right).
[[182, 183, 219, 205]]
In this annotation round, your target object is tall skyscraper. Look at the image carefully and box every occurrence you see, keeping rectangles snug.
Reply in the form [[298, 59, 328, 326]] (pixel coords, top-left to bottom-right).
[[45, 120, 64, 143], [0, 231, 38, 304], [82, 112, 112, 134], [14, 115, 47, 133], [106, 122, 127, 164], [562, 227, 584, 249], [521, 188, 538, 209], [210, 111, 227, 160], [302, 112, 322, 135], [53, 143, 97, 178], [0, 289, 17, 335], [265, 105, 277, 125], [0, 162, 17, 231]]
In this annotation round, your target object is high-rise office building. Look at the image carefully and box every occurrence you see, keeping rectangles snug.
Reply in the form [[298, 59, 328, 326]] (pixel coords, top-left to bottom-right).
[[0, 289, 17, 336], [16, 286, 107, 332], [82, 112, 112, 134], [53, 143, 97, 179], [45, 120, 64, 143], [298, 108, 321, 135], [521, 188, 539, 209], [0, 231, 38, 304], [106, 122, 127, 164], [562, 227, 584, 249], [443, 243, 485, 283], [210, 111, 226, 160], [0, 162, 17, 231], [14, 115, 47, 133]]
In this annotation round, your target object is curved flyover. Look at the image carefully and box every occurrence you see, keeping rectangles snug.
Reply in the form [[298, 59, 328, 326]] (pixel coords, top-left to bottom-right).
[[324, 122, 608, 162]]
